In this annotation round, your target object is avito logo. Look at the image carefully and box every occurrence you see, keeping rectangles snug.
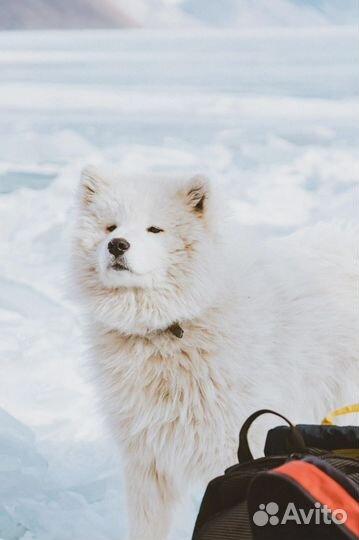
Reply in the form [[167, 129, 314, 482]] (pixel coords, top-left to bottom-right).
[[252, 501, 347, 527]]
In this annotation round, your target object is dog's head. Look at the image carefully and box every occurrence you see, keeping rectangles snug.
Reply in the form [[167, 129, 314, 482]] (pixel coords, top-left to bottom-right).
[[74, 166, 221, 292]]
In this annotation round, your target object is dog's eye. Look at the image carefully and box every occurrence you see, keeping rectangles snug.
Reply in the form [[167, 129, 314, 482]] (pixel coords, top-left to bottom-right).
[[106, 225, 117, 233], [147, 226, 164, 234]]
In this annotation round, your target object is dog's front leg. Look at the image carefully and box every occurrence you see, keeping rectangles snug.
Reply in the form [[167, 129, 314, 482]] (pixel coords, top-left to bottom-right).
[[125, 460, 178, 540]]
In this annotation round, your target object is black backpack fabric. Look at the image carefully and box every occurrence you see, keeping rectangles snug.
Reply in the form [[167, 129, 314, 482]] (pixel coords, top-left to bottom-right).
[[265, 424, 359, 456], [192, 409, 359, 540]]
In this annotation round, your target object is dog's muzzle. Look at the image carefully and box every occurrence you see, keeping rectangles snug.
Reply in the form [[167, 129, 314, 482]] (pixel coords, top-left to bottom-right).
[[108, 238, 131, 271]]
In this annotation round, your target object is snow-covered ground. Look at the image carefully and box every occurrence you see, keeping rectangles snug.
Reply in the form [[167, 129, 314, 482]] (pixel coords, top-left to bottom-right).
[[0, 28, 357, 540]]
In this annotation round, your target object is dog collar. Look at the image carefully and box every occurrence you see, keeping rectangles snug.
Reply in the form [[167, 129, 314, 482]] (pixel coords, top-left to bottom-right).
[[167, 322, 184, 339]]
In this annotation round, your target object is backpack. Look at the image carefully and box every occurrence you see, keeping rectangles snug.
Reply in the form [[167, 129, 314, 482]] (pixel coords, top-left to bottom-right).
[[192, 408, 359, 540]]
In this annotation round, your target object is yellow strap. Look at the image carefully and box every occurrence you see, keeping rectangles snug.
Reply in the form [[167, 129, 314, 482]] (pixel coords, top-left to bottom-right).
[[332, 448, 359, 457], [321, 404, 359, 426]]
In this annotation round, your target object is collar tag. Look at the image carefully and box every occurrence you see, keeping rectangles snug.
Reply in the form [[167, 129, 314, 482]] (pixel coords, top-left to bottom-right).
[[168, 323, 184, 339]]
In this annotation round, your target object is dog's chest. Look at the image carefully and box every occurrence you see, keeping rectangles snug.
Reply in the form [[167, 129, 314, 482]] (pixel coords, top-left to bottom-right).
[[94, 325, 233, 440]]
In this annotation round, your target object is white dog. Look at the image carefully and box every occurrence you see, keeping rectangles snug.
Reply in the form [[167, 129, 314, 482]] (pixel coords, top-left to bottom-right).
[[73, 166, 358, 540]]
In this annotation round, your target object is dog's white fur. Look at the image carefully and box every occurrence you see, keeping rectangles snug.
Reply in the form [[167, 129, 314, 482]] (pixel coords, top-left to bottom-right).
[[73, 166, 358, 540]]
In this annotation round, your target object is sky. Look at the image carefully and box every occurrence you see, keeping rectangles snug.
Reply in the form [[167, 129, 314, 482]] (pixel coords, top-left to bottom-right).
[[114, 0, 358, 28]]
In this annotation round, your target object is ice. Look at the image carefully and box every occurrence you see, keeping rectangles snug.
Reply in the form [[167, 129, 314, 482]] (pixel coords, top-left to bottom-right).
[[0, 25, 358, 540]]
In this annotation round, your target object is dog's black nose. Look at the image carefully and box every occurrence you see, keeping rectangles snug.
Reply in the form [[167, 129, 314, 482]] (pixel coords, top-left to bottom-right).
[[108, 238, 130, 257]]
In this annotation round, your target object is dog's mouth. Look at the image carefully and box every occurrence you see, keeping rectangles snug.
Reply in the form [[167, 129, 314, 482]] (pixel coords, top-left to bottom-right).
[[112, 262, 128, 271], [110, 257, 131, 272]]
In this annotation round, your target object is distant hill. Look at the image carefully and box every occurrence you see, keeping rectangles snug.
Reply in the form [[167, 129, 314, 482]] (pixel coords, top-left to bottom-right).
[[0, 0, 138, 30]]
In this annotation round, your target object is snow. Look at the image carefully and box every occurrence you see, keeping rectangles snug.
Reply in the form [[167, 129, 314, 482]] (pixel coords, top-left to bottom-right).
[[0, 27, 358, 540]]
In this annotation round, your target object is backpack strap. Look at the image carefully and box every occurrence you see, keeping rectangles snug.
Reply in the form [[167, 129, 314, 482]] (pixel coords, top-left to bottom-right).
[[238, 409, 306, 462], [322, 404, 359, 426]]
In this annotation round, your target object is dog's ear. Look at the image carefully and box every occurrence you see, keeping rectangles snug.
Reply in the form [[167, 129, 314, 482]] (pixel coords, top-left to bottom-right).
[[80, 165, 105, 205], [183, 175, 210, 216]]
